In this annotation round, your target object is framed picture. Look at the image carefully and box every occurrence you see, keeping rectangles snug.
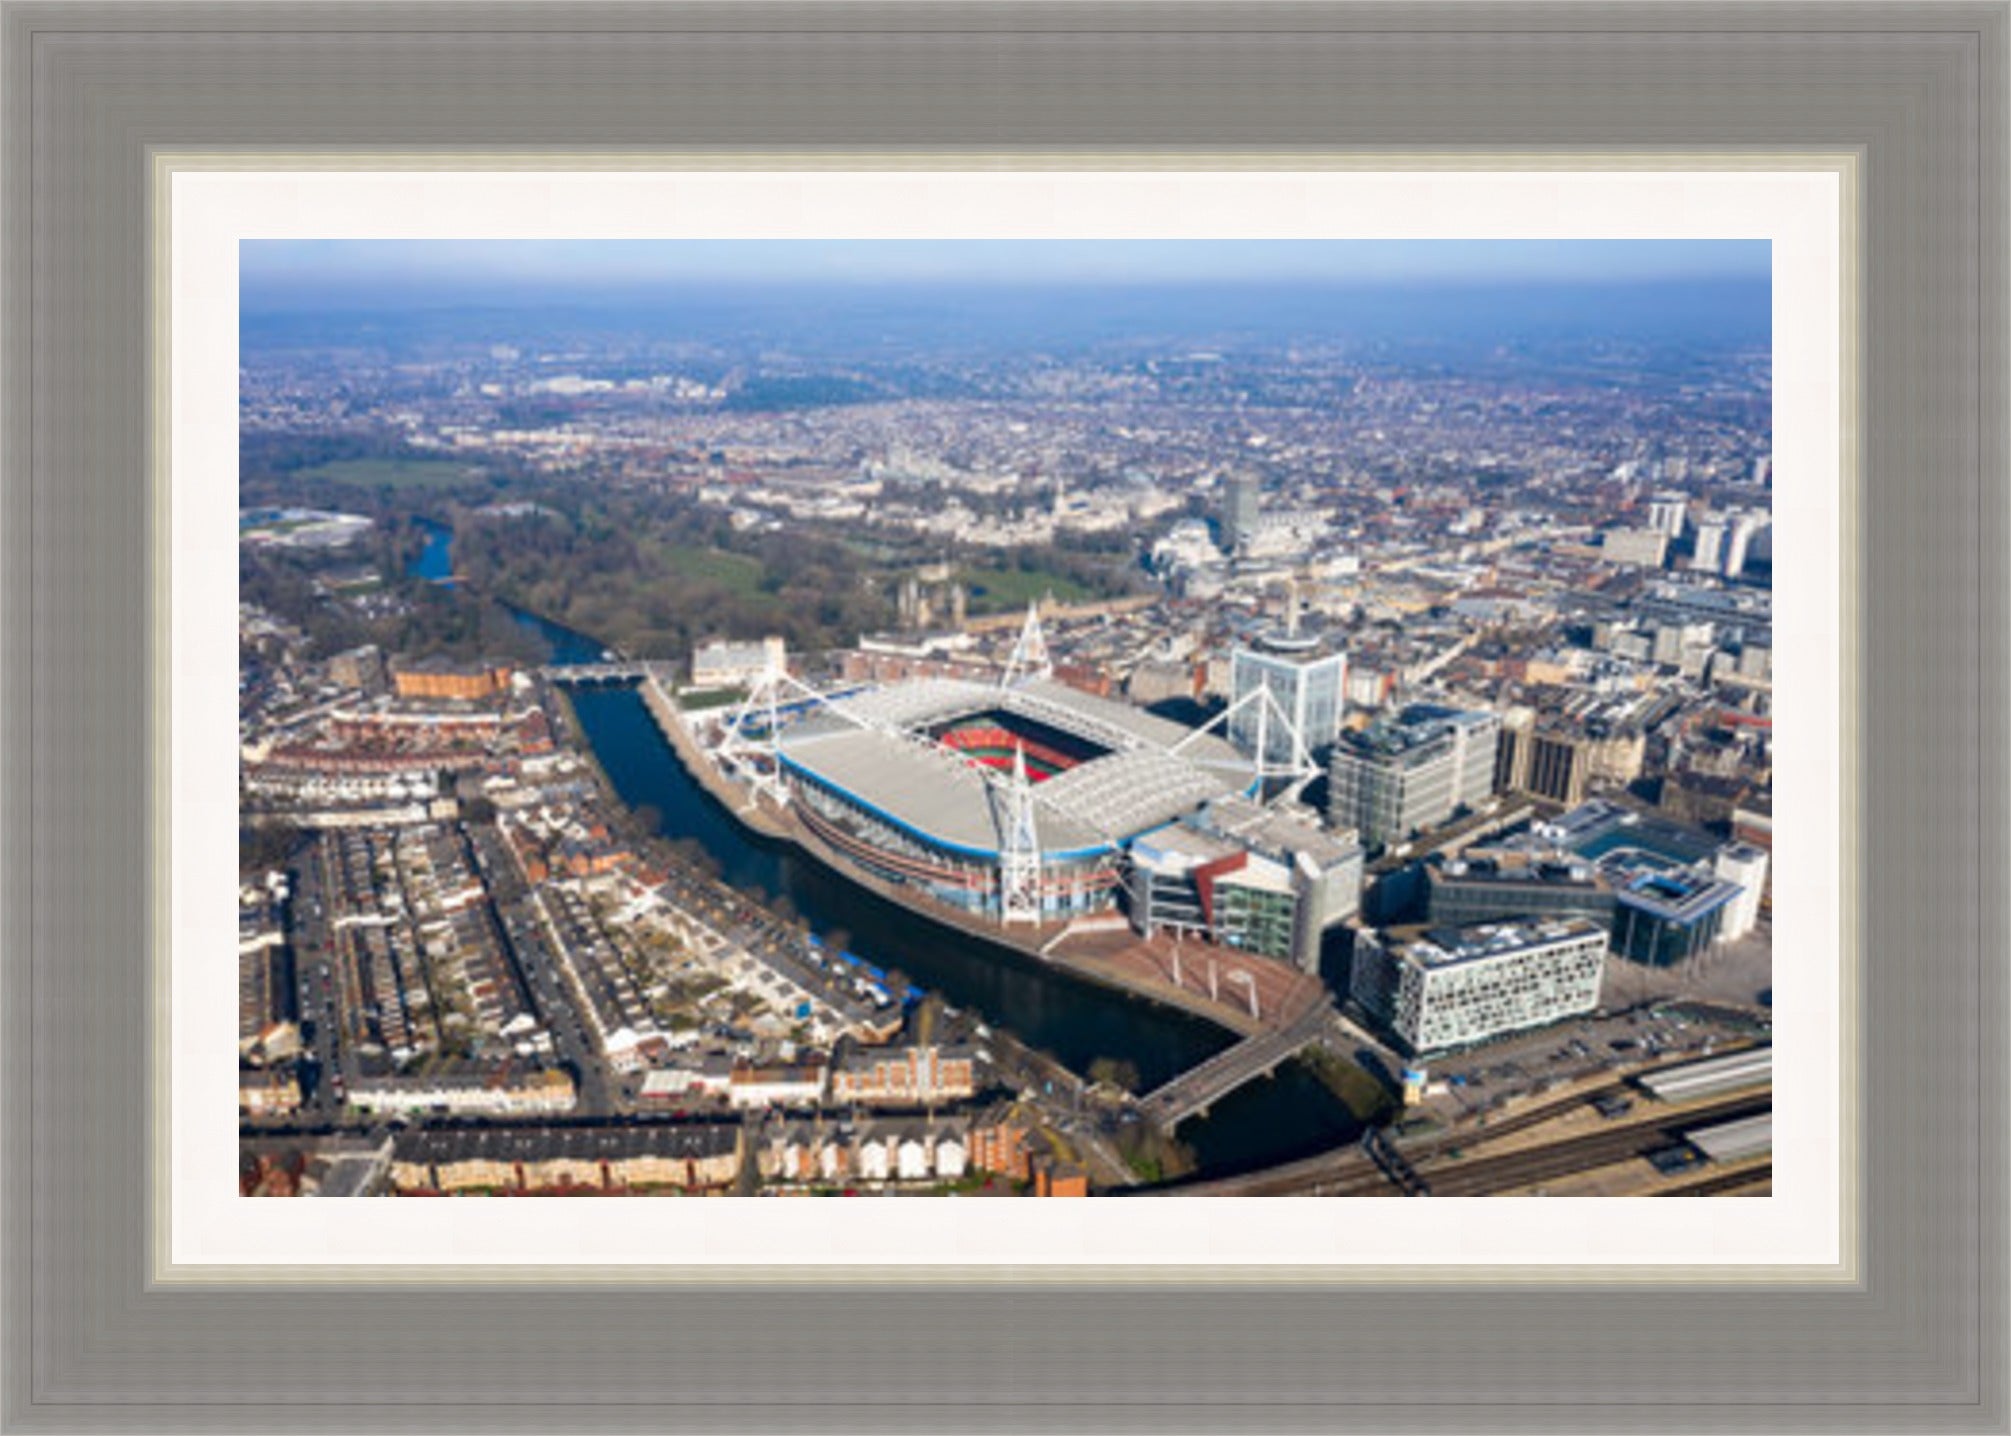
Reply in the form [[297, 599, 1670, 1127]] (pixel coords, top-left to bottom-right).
[[5, 3, 2004, 1432]]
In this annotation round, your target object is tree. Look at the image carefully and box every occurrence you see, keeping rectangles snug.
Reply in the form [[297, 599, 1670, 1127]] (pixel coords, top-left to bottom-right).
[[238, 821, 301, 874], [910, 991, 949, 1047], [1115, 1123, 1197, 1184], [1087, 1057, 1142, 1095]]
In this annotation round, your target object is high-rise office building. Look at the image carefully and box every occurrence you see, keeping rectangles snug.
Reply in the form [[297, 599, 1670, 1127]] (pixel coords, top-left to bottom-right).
[[1398, 704, 1500, 812], [1645, 493, 1688, 537], [1691, 517, 1729, 573], [1524, 730, 1590, 808], [1222, 473, 1262, 553], [1328, 705, 1498, 849], [1603, 528, 1669, 568], [1723, 512, 1766, 578], [1712, 843, 1770, 941]]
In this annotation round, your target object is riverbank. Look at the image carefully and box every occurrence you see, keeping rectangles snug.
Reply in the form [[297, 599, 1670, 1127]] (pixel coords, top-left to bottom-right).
[[638, 673, 792, 842]]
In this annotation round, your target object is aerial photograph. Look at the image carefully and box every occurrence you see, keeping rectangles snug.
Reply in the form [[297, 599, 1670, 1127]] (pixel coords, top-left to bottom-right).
[[237, 238, 1775, 1199]]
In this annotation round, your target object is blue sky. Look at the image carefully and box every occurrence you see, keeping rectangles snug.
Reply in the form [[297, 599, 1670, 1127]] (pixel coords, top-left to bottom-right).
[[242, 239, 1769, 291]]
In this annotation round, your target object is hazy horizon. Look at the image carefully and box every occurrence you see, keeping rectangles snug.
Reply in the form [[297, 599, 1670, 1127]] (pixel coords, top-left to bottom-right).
[[243, 238, 1769, 305]]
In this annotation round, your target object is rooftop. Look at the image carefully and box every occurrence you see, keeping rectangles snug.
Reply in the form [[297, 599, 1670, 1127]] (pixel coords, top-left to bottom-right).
[[1685, 1112, 1774, 1165], [1608, 862, 1742, 923], [1526, 799, 1721, 868], [1434, 849, 1607, 890], [1200, 794, 1362, 869], [1037, 749, 1232, 842], [774, 674, 1248, 854], [393, 1122, 740, 1167], [1387, 915, 1607, 969], [1335, 721, 1460, 764], [781, 726, 1111, 856]]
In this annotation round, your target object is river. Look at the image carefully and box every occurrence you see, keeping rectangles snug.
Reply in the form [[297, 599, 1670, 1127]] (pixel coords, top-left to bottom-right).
[[410, 518, 1364, 1175]]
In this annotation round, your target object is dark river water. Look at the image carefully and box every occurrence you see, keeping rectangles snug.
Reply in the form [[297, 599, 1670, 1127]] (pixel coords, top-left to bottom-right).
[[412, 519, 1363, 1175]]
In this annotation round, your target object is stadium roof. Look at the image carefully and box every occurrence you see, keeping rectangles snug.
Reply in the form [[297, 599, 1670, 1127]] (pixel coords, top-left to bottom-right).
[[783, 674, 1247, 766], [779, 726, 1111, 858], [826, 677, 996, 731], [766, 674, 1254, 856], [1012, 677, 1241, 762], [1036, 749, 1232, 840]]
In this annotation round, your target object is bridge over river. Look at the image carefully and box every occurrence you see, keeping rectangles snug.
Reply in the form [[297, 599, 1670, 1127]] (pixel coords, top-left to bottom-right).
[[1137, 999, 1338, 1129], [541, 661, 656, 684]]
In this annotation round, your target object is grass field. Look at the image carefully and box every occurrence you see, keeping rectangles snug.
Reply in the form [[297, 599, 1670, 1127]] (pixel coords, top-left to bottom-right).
[[955, 564, 1100, 613], [655, 544, 767, 598], [678, 687, 750, 711], [294, 457, 488, 490]]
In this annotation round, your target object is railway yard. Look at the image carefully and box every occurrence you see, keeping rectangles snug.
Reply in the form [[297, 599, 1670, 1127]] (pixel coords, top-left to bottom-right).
[[1148, 1043, 1772, 1197]]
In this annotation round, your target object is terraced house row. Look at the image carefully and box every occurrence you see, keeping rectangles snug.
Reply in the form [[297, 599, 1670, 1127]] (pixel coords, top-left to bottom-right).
[[390, 1123, 742, 1194]]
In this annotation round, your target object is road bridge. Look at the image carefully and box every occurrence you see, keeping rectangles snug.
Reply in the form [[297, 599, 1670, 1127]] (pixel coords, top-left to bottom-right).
[[1137, 1000, 1335, 1129], [541, 661, 652, 684]]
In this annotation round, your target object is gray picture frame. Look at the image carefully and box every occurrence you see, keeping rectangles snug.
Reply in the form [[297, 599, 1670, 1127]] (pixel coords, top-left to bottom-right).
[[4, 3, 2005, 1431]]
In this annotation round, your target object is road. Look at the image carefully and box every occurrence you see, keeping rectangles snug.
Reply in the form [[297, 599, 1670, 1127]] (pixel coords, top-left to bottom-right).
[[285, 835, 346, 1118], [464, 823, 617, 1114], [1138, 999, 1336, 1128]]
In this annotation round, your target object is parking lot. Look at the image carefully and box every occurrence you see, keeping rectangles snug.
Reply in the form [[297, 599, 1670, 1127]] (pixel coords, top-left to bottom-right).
[[1397, 938, 1772, 1126]]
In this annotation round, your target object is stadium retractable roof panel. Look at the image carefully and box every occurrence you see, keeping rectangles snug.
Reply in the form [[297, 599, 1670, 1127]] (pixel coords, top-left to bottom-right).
[[830, 677, 996, 731], [1036, 749, 1231, 843], [778, 726, 1109, 858]]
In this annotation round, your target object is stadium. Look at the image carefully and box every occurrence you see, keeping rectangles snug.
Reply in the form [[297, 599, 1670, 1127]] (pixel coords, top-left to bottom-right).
[[703, 672, 1264, 925]]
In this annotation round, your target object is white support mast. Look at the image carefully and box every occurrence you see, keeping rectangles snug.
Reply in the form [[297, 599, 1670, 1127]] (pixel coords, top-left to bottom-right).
[[712, 662, 795, 807], [1169, 681, 1320, 800], [709, 652, 877, 809], [996, 742, 1043, 924], [1000, 600, 1052, 689]]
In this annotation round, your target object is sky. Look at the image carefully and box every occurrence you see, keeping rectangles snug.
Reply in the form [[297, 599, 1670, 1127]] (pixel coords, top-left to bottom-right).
[[241, 239, 1770, 296]]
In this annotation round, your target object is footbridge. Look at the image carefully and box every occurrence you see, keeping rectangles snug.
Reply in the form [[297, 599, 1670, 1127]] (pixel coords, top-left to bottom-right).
[[1137, 999, 1335, 1129]]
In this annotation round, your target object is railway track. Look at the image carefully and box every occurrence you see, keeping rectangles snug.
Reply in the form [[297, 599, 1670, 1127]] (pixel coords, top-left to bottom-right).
[[1396, 1080, 1631, 1161], [1138, 1067, 1769, 1197], [1415, 1094, 1771, 1196], [1174, 1083, 1641, 1195], [1656, 1163, 1771, 1197]]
